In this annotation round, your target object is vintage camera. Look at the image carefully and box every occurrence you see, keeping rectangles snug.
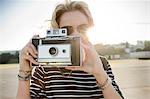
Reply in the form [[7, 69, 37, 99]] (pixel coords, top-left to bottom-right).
[[32, 28, 82, 67]]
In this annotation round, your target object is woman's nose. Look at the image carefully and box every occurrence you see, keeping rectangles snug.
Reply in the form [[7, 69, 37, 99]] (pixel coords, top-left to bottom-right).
[[74, 28, 78, 33], [71, 32, 78, 36]]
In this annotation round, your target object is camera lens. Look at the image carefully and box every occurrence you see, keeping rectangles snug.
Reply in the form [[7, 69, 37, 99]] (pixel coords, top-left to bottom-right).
[[49, 47, 58, 56]]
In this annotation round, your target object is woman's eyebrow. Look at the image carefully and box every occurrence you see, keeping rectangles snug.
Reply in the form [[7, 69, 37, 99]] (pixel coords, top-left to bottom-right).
[[60, 24, 88, 27], [60, 26, 71, 28]]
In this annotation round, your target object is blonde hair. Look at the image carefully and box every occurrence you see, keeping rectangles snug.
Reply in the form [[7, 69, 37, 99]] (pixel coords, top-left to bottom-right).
[[51, 0, 94, 29]]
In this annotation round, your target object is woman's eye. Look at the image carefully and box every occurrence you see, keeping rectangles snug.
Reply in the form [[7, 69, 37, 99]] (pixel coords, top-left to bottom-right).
[[78, 24, 89, 33]]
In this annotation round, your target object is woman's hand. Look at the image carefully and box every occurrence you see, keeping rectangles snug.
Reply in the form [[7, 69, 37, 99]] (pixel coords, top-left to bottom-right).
[[19, 35, 39, 71], [65, 35, 105, 76]]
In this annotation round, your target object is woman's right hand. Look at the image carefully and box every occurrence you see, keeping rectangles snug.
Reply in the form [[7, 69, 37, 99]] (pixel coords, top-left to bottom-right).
[[19, 35, 39, 72]]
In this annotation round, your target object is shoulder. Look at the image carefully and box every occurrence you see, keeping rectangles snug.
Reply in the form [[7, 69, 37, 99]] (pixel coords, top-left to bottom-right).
[[99, 55, 108, 62], [99, 55, 110, 70]]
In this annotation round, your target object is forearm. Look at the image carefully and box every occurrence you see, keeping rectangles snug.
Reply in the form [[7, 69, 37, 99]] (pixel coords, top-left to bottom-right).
[[94, 71, 122, 99], [16, 80, 31, 99], [17, 36, 38, 99]]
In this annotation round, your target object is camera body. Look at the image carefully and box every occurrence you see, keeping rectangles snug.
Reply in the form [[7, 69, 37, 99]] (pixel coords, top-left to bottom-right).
[[32, 28, 82, 67]]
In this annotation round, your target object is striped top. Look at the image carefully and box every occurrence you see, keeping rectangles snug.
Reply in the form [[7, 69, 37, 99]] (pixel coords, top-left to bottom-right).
[[30, 57, 124, 99]]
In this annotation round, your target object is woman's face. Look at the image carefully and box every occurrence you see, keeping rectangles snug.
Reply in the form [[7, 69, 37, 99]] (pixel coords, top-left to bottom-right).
[[59, 10, 89, 36]]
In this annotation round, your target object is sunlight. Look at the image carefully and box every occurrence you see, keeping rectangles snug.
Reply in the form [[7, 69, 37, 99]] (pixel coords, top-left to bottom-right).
[[0, 0, 149, 51]]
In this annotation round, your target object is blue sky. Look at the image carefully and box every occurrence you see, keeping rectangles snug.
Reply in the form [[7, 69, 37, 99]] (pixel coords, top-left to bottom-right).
[[0, 0, 150, 51]]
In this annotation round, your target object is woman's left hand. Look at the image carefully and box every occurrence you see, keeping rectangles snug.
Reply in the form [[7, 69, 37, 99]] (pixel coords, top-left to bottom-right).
[[65, 35, 105, 76]]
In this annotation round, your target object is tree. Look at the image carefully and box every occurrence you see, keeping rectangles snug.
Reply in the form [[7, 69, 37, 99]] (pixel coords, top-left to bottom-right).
[[114, 48, 126, 55], [0, 53, 12, 64], [94, 44, 125, 55], [136, 48, 143, 52], [14, 51, 19, 63], [143, 41, 150, 51]]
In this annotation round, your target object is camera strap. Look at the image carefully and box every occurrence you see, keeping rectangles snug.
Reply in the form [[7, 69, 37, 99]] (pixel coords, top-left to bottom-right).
[[56, 67, 72, 78]]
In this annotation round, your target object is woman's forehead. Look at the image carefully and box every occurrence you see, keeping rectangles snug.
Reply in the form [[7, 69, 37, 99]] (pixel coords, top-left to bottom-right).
[[59, 10, 89, 27]]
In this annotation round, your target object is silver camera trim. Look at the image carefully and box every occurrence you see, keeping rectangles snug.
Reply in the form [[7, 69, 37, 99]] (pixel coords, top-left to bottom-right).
[[46, 28, 67, 37], [37, 44, 72, 66]]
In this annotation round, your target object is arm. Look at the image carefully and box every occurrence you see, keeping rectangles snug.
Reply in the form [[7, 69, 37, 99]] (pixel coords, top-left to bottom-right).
[[100, 57, 124, 98], [16, 80, 31, 99], [16, 35, 39, 99], [94, 70, 122, 99], [65, 40, 124, 99], [94, 57, 124, 99], [17, 67, 45, 99]]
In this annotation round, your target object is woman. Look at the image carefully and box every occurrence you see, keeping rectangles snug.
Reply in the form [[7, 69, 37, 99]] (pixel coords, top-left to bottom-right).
[[17, 1, 124, 99]]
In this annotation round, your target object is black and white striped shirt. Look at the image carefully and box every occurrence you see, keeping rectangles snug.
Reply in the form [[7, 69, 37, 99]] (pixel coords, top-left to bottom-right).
[[30, 57, 124, 99]]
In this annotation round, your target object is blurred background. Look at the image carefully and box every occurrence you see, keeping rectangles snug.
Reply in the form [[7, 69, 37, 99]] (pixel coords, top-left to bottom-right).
[[0, 0, 150, 99]]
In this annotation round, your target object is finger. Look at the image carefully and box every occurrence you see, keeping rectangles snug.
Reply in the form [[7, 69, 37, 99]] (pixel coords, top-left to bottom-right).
[[24, 55, 39, 65], [27, 45, 37, 58], [30, 44, 38, 54], [81, 42, 91, 54], [65, 66, 84, 71]]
